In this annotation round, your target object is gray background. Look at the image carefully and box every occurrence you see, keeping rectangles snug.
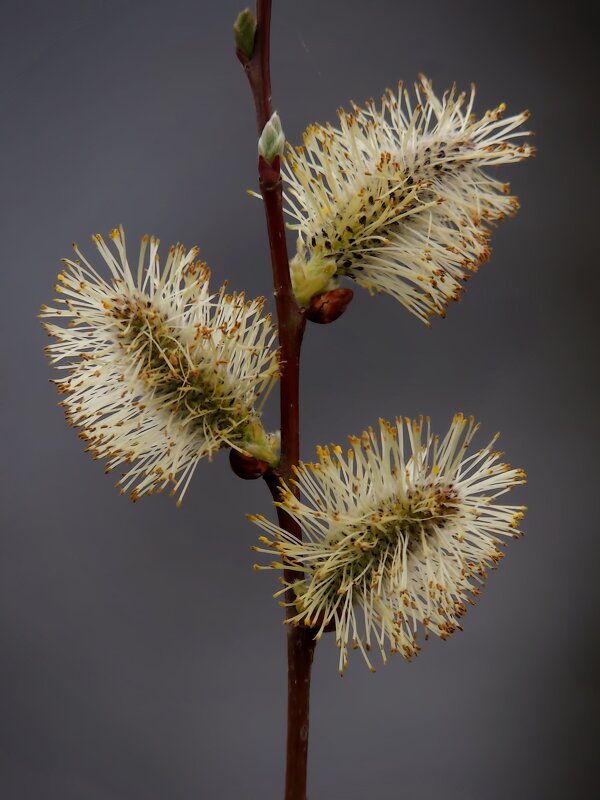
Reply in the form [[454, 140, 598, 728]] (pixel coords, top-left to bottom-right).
[[1, 0, 598, 797]]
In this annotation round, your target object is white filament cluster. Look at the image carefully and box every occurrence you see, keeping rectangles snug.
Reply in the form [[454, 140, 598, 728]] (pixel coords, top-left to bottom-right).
[[284, 76, 534, 322], [251, 415, 525, 673], [41, 227, 280, 504]]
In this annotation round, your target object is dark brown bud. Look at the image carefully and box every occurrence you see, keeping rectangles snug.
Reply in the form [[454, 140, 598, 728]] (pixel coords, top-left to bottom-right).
[[229, 448, 271, 480], [305, 288, 354, 324]]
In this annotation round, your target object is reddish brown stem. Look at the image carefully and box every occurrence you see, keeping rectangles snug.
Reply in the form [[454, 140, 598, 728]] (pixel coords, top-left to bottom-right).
[[238, 0, 273, 133], [285, 625, 317, 799], [238, 3, 312, 799]]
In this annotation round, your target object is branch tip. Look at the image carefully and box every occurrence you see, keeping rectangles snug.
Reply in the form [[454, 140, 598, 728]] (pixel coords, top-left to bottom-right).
[[233, 8, 257, 61]]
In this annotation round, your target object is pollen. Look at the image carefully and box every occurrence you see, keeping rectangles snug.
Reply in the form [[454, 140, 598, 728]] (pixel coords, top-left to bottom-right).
[[251, 415, 525, 674], [283, 76, 533, 323], [41, 226, 280, 505]]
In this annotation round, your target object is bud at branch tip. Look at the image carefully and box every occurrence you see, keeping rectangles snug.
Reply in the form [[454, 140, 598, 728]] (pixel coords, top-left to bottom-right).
[[233, 8, 257, 60]]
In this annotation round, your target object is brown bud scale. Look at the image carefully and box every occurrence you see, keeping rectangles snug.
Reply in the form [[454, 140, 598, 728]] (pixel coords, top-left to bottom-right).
[[305, 288, 354, 324]]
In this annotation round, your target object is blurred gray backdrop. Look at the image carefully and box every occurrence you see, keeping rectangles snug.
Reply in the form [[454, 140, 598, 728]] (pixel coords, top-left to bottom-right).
[[1, 0, 598, 798]]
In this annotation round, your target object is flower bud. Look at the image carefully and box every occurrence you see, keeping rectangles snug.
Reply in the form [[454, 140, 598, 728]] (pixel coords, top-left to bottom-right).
[[258, 113, 285, 165], [233, 8, 257, 60], [305, 288, 354, 324]]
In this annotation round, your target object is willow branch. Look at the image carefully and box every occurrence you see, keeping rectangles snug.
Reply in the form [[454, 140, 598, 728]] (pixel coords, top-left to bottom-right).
[[237, 0, 305, 589], [237, 3, 312, 800]]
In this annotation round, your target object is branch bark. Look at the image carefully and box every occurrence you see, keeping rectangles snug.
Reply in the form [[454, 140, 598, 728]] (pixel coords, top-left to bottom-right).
[[237, 3, 313, 799]]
